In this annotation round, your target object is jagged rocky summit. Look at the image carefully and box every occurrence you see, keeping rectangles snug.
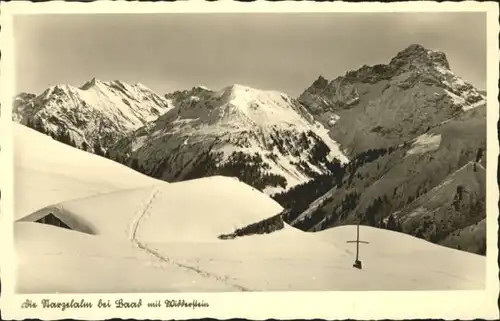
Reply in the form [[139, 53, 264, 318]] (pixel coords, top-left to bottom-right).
[[299, 44, 485, 156]]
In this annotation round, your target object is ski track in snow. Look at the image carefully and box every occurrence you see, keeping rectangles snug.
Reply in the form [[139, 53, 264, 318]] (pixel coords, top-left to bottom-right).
[[128, 187, 251, 292]]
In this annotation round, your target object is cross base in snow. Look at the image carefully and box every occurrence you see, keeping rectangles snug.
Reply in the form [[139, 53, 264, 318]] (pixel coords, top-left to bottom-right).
[[347, 224, 369, 270]]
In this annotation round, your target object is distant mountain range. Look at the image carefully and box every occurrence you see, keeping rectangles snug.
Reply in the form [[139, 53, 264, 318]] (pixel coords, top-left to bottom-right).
[[13, 44, 487, 255]]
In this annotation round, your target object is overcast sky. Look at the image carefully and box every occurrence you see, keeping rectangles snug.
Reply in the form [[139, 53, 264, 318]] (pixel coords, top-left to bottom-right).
[[14, 12, 486, 97]]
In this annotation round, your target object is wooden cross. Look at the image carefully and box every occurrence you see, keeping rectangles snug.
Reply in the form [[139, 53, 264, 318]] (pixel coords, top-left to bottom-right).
[[346, 223, 369, 270]]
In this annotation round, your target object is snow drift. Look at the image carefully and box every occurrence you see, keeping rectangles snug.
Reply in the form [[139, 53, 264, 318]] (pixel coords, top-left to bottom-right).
[[18, 176, 283, 243], [14, 124, 161, 219]]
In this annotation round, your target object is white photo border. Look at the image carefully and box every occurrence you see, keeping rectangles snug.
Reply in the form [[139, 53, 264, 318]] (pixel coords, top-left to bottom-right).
[[0, 1, 498, 320]]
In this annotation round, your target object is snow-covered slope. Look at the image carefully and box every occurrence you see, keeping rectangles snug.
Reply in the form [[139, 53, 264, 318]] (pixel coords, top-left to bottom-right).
[[108, 84, 348, 195], [18, 176, 283, 243], [15, 222, 236, 293], [13, 78, 173, 154], [14, 123, 485, 292], [15, 220, 485, 293], [14, 124, 162, 219], [299, 44, 486, 156]]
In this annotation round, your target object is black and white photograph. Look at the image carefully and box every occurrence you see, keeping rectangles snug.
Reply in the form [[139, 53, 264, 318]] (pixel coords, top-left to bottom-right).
[[0, 1, 498, 320]]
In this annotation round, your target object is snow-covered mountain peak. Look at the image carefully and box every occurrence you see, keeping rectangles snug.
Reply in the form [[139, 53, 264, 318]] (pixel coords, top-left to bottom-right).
[[13, 79, 173, 154], [42, 84, 74, 99], [108, 83, 348, 195], [165, 83, 313, 129], [218, 84, 290, 103], [79, 77, 107, 90], [134, 82, 150, 90], [35, 79, 172, 120], [178, 83, 316, 129], [77, 78, 160, 98], [194, 84, 210, 91], [220, 83, 265, 95]]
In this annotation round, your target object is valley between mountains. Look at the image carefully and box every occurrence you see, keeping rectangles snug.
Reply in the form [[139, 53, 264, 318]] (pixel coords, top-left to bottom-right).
[[11, 44, 487, 292]]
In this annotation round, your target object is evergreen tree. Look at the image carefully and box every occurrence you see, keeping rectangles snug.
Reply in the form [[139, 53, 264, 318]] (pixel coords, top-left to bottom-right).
[[386, 214, 396, 231], [94, 141, 105, 156], [478, 238, 486, 256], [456, 185, 464, 202], [394, 218, 403, 232], [131, 158, 139, 171], [475, 147, 484, 163], [379, 216, 385, 228]]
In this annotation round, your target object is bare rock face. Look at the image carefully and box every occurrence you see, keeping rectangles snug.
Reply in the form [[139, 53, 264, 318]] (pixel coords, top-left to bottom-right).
[[388, 44, 450, 73], [298, 44, 485, 156], [13, 93, 36, 120]]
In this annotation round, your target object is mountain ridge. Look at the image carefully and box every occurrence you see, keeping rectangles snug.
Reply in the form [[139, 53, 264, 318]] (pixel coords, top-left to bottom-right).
[[13, 78, 173, 154], [107, 83, 348, 195]]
